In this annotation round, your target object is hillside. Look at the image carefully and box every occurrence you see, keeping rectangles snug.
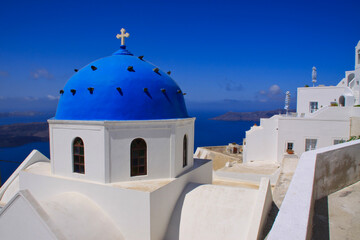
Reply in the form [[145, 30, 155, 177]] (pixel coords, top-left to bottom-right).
[[211, 109, 295, 121], [0, 122, 48, 148]]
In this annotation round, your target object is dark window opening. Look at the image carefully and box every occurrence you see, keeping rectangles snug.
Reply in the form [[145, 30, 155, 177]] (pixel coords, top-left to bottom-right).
[[73, 137, 85, 174], [131, 138, 147, 176], [183, 135, 188, 167], [339, 95, 345, 106], [309, 102, 318, 113], [287, 142, 293, 150]]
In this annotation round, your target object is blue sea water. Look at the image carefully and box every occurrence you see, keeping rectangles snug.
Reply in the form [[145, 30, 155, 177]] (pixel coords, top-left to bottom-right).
[[190, 110, 257, 148], [0, 142, 50, 184], [0, 110, 258, 184]]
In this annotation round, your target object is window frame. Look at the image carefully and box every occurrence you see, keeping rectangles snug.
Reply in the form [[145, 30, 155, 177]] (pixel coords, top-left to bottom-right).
[[305, 138, 317, 151], [183, 134, 188, 167], [286, 142, 294, 151], [73, 137, 85, 174], [309, 102, 318, 113], [333, 139, 344, 145], [130, 138, 147, 177]]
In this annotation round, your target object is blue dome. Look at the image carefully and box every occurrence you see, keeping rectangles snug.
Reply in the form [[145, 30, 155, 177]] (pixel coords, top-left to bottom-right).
[[55, 46, 189, 121]]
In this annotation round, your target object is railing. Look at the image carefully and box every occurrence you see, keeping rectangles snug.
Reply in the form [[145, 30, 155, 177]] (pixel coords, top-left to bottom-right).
[[267, 140, 360, 240]]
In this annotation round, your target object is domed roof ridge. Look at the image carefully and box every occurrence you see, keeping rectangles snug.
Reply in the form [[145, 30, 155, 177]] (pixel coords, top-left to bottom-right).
[[112, 45, 133, 56]]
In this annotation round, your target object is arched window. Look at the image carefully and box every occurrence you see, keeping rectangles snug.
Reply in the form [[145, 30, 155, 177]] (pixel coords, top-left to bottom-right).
[[131, 138, 147, 176], [73, 137, 85, 174], [183, 135, 188, 167]]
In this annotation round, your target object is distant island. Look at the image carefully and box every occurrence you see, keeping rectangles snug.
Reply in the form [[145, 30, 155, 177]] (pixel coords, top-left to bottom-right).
[[0, 122, 48, 148], [0, 111, 46, 118], [211, 109, 295, 121], [0, 109, 296, 148]]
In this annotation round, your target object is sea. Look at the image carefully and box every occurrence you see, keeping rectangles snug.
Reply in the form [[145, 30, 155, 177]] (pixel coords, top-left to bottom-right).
[[0, 110, 258, 184]]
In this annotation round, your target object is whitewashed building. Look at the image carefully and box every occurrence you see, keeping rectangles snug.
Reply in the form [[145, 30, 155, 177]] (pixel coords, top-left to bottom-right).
[[243, 40, 360, 163], [0, 30, 273, 240]]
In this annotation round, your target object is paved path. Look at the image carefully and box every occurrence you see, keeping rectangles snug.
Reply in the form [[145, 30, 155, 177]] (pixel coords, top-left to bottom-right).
[[313, 181, 360, 240]]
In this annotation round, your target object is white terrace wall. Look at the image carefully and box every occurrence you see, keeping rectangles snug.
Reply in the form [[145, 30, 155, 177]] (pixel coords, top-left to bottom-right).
[[243, 117, 278, 163], [276, 117, 349, 163], [150, 159, 212, 240], [297, 87, 350, 116], [0, 190, 60, 240], [314, 140, 360, 199], [0, 150, 49, 205], [268, 140, 360, 240], [244, 112, 351, 163], [350, 117, 360, 136]]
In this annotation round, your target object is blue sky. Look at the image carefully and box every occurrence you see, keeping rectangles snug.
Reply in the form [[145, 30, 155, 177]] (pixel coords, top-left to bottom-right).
[[0, 0, 359, 113]]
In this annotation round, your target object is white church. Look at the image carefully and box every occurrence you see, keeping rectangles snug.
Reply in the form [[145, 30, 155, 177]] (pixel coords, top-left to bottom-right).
[[242, 41, 360, 164], [0, 29, 273, 240]]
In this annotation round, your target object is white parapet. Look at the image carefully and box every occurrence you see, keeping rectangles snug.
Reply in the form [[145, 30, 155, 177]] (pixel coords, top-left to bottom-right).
[[0, 150, 49, 205], [268, 139, 360, 240]]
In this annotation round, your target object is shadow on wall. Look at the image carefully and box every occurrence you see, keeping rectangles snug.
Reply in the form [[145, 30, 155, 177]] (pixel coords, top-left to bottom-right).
[[311, 196, 329, 240], [261, 202, 279, 239], [164, 183, 201, 240]]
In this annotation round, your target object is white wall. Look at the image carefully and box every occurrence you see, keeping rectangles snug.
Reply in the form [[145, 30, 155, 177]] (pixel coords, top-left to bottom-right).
[[49, 120, 107, 183], [244, 110, 353, 163], [297, 86, 352, 116], [0, 150, 49, 204], [18, 158, 212, 240], [268, 140, 360, 240], [356, 41, 360, 70], [106, 118, 195, 182], [108, 123, 172, 182], [49, 118, 195, 183], [276, 117, 349, 162], [173, 119, 195, 177], [20, 168, 152, 240], [0, 191, 60, 240], [350, 117, 360, 136], [243, 117, 278, 163], [150, 159, 212, 240]]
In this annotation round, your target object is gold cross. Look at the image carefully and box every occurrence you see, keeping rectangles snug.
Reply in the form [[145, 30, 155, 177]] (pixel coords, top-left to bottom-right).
[[116, 28, 130, 45]]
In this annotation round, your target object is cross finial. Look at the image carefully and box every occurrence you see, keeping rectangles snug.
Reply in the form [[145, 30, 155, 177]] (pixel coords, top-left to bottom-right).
[[116, 28, 130, 46]]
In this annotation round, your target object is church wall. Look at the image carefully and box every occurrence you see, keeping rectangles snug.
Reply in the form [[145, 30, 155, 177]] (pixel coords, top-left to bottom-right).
[[19, 170, 152, 240], [49, 118, 196, 184], [49, 121, 107, 183], [108, 123, 172, 182], [106, 118, 195, 182], [173, 118, 195, 177]]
